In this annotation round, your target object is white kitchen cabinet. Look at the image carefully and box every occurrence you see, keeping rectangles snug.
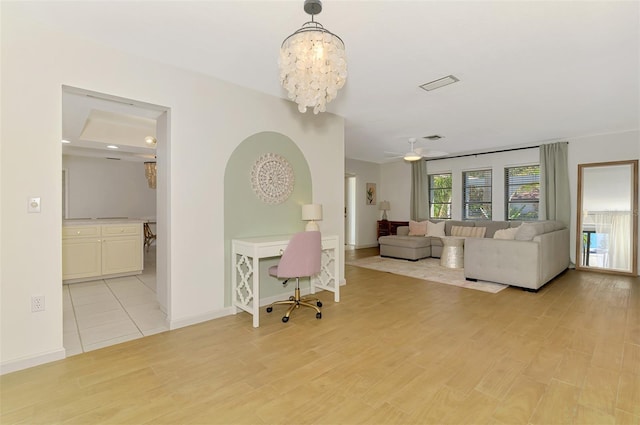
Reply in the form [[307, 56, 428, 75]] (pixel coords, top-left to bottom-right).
[[101, 224, 142, 275], [63, 220, 143, 283], [62, 225, 102, 280]]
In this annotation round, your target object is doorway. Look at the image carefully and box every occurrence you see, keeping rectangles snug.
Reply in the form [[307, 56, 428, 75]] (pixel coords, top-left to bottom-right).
[[576, 160, 638, 275], [61, 86, 171, 353], [345, 174, 356, 246]]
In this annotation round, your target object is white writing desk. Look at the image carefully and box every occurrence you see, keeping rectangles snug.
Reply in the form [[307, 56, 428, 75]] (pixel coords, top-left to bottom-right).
[[231, 234, 340, 327]]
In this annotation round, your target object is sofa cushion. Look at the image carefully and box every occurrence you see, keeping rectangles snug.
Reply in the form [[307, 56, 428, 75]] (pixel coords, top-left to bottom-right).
[[481, 221, 510, 238], [408, 220, 428, 236], [397, 226, 409, 236], [543, 220, 564, 233], [445, 220, 474, 236], [378, 235, 431, 249], [426, 220, 445, 237], [494, 226, 519, 240], [514, 222, 546, 240], [451, 225, 486, 238]]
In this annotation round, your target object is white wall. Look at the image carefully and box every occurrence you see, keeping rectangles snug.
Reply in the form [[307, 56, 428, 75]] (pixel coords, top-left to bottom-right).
[[345, 159, 380, 248], [1, 8, 344, 373], [63, 155, 157, 219], [380, 160, 411, 221]]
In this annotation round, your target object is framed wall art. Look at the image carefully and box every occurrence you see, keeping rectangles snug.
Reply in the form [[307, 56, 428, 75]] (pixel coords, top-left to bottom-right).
[[366, 182, 376, 205]]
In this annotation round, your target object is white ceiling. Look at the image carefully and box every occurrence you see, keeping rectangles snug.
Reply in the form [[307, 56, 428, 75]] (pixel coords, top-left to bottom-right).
[[62, 88, 162, 161], [21, 1, 639, 163]]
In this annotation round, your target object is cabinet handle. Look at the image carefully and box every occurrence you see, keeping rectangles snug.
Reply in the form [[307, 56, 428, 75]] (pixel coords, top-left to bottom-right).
[[76, 231, 81, 235], [279, 249, 284, 255]]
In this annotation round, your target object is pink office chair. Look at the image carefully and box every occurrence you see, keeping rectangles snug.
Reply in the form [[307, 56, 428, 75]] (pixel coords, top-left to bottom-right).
[[266, 231, 323, 323]]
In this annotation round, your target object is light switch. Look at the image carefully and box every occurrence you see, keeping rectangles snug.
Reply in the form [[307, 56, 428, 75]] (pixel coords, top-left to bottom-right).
[[28, 197, 41, 213]]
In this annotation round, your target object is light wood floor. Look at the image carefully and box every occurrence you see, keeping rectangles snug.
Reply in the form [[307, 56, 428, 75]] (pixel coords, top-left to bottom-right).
[[2, 247, 639, 424]]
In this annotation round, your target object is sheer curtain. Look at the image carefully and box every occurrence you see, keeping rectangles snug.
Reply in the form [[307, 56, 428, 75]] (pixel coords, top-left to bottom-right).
[[410, 160, 428, 221], [594, 211, 632, 270], [540, 142, 570, 227]]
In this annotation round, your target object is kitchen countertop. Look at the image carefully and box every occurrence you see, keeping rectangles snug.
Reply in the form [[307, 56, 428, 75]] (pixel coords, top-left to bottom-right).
[[63, 218, 145, 226]]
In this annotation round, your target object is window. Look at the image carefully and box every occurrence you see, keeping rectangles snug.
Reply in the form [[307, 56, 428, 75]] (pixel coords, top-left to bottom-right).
[[429, 173, 452, 219], [505, 165, 540, 221], [463, 169, 492, 220]]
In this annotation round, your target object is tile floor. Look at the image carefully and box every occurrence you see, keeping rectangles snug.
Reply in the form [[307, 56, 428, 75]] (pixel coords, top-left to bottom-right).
[[63, 247, 168, 355]]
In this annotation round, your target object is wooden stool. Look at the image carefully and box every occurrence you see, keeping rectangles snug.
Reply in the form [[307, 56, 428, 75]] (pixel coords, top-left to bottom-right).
[[143, 222, 156, 252]]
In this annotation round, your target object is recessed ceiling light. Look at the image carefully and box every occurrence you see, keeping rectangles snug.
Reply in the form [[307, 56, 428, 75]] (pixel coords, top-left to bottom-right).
[[61, 139, 71, 144], [106, 145, 119, 149], [419, 75, 459, 91]]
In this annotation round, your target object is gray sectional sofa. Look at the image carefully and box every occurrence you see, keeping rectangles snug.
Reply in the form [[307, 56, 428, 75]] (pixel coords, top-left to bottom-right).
[[378, 219, 570, 291]]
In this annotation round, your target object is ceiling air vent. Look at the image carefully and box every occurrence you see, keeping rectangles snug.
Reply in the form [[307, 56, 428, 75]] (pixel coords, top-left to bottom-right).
[[419, 75, 459, 91], [423, 135, 443, 141]]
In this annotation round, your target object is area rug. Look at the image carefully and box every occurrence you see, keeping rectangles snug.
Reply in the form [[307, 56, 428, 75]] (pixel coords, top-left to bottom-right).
[[346, 256, 508, 294]]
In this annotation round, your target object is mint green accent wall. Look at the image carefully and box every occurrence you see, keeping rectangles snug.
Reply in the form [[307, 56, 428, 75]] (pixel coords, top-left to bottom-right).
[[224, 132, 312, 307]]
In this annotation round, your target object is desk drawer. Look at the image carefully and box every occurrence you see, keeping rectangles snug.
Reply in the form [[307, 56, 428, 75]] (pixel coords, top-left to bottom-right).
[[256, 243, 288, 258]]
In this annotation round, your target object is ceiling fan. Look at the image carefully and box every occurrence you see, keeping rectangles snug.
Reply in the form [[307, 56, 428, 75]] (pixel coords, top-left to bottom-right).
[[384, 138, 448, 162]]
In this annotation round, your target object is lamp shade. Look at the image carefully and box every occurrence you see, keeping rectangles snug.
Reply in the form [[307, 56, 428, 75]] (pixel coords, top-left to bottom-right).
[[302, 204, 322, 231], [302, 204, 323, 221], [379, 201, 390, 211]]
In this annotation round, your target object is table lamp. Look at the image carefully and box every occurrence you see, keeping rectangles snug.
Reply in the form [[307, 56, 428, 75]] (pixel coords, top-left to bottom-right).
[[379, 200, 390, 220], [302, 204, 323, 231]]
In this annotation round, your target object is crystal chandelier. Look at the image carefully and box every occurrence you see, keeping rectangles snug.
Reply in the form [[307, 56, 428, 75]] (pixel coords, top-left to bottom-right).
[[279, 0, 347, 114]]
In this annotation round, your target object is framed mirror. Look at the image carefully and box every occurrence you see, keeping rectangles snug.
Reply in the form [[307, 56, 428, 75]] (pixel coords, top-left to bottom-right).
[[576, 160, 638, 275]]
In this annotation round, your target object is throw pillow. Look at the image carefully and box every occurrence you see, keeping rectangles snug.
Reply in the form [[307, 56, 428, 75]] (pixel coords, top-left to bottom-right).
[[514, 222, 545, 241], [472, 227, 487, 238], [450, 225, 468, 237], [426, 220, 445, 237], [494, 226, 519, 240], [408, 220, 428, 236], [451, 225, 486, 238]]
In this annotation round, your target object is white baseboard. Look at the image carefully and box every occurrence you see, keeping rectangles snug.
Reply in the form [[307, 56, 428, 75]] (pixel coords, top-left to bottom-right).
[[1, 348, 66, 375], [168, 287, 332, 330], [356, 243, 379, 249], [168, 307, 236, 330]]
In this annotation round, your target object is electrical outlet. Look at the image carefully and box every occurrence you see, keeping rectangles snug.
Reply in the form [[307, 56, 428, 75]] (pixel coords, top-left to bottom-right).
[[31, 296, 45, 312]]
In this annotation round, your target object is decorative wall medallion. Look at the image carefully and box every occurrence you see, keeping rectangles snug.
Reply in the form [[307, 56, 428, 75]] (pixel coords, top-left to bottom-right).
[[250, 153, 295, 204]]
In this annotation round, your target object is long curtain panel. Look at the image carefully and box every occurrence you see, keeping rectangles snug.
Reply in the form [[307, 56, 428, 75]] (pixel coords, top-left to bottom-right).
[[539, 142, 570, 227], [410, 160, 428, 221], [594, 211, 632, 270]]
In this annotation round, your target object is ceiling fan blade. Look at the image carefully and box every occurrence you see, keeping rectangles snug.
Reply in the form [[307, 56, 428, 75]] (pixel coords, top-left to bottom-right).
[[383, 151, 403, 157], [415, 148, 449, 158]]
